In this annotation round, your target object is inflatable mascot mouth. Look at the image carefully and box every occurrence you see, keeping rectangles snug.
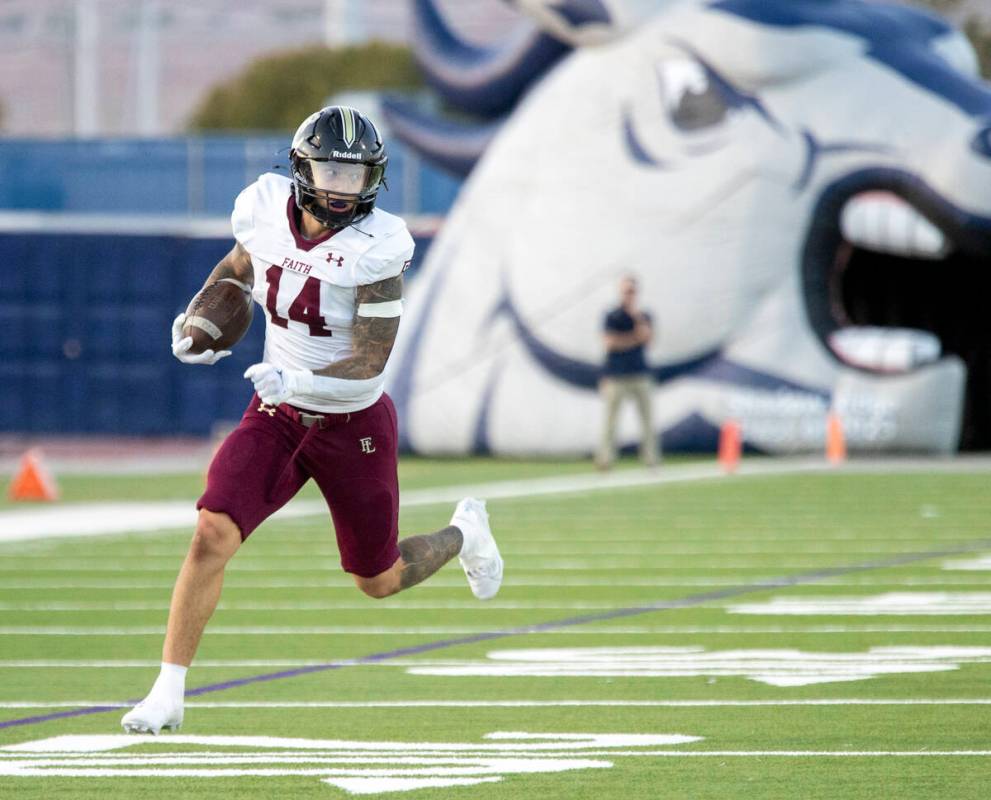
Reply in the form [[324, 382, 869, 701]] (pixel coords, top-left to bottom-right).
[[386, 0, 991, 455]]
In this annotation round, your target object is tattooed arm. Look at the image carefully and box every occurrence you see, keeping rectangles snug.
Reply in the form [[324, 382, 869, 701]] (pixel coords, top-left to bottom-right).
[[313, 274, 403, 380], [243, 273, 404, 403], [201, 242, 254, 289]]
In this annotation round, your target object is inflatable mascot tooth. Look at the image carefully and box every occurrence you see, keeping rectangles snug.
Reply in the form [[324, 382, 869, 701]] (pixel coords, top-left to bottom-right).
[[386, 0, 991, 455]]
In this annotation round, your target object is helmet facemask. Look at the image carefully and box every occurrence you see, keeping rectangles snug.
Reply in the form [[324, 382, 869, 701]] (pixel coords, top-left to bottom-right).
[[291, 156, 386, 229]]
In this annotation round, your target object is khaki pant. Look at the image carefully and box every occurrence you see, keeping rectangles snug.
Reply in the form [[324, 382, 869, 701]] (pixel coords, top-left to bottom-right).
[[597, 375, 659, 468]]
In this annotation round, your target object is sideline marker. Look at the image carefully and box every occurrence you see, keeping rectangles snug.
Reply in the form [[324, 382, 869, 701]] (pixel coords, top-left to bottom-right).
[[826, 412, 847, 465], [718, 420, 742, 473], [7, 448, 60, 502]]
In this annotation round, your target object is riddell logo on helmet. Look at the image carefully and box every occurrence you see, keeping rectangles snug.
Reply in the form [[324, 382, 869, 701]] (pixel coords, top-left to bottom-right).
[[332, 150, 362, 160]]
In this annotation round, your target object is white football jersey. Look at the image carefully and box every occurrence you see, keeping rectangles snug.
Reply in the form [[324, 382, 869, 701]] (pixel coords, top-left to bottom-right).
[[232, 172, 414, 413]]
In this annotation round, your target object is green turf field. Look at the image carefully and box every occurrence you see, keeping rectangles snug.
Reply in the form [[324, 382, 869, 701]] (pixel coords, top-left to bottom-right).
[[1, 458, 990, 798]]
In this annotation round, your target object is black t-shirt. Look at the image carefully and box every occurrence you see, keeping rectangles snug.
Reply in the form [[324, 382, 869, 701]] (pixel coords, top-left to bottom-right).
[[603, 307, 651, 376]]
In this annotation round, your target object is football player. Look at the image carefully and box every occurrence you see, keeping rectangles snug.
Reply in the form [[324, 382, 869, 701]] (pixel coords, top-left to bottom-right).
[[121, 106, 503, 735]]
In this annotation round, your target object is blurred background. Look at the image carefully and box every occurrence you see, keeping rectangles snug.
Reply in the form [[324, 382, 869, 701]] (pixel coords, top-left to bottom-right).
[[1, 0, 989, 469], [4, 6, 991, 788]]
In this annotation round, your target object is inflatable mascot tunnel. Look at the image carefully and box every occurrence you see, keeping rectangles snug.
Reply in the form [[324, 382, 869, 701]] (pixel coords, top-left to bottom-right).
[[385, 0, 991, 455]]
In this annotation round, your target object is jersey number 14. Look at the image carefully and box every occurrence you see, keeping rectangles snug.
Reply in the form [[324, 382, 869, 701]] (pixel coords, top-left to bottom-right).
[[264, 266, 332, 337]]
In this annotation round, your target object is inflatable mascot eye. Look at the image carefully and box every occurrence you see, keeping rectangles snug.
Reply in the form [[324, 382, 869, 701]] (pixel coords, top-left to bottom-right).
[[657, 59, 730, 132], [970, 120, 991, 159]]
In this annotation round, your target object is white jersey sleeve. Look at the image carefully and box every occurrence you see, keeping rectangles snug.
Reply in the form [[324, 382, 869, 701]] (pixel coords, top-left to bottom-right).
[[353, 218, 415, 285], [231, 181, 260, 251]]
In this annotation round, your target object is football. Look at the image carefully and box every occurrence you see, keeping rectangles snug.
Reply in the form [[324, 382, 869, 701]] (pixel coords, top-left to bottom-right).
[[182, 278, 253, 354]]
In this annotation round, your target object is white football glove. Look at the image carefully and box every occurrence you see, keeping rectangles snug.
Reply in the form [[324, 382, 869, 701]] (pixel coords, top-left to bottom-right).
[[244, 363, 313, 406], [171, 313, 231, 365]]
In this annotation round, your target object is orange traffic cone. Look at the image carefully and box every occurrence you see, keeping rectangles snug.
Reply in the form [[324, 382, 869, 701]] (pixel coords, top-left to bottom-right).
[[826, 412, 847, 466], [7, 448, 59, 502], [718, 419, 742, 473]]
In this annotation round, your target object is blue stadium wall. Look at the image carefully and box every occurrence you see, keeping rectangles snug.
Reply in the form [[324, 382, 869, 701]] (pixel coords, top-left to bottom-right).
[[0, 137, 460, 216], [0, 228, 436, 436]]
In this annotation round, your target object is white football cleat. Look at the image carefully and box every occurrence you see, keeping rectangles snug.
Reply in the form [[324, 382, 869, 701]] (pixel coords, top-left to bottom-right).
[[451, 498, 503, 600], [121, 694, 183, 735]]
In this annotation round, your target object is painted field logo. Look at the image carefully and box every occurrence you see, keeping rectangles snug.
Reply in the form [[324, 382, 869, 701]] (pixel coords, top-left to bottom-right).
[[727, 592, 991, 615], [0, 731, 701, 795], [403, 646, 991, 687], [944, 554, 991, 571]]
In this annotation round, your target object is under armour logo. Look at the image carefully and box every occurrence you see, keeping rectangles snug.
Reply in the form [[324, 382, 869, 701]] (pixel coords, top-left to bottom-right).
[[359, 436, 376, 454], [258, 402, 277, 417], [326, 252, 344, 267]]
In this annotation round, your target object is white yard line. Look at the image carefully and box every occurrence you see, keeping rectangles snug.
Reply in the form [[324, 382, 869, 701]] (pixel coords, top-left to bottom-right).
[[0, 578, 725, 589], [0, 626, 739, 636], [5, 624, 991, 636], [1, 544, 955, 558], [173, 533, 987, 544], [0, 601, 621, 612], [2, 749, 987, 761], [618, 751, 991, 757], [6, 456, 988, 545], [4, 584, 991, 612], [3, 576, 991, 592], [78, 537, 974, 552], [0, 561, 923, 572], [0, 576, 819, 590], [2, 699, 991, 709], [0, 501, 324, 544], [728, 592, 991, 616], [0, 626, 686, 635]]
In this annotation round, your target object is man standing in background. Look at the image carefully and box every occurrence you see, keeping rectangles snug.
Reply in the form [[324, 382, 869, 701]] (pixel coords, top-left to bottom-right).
[[596, 275, 658, 470]]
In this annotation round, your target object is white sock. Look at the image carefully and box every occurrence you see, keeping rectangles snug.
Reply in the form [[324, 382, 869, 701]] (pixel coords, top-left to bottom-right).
[[149, 662, 187, 701]]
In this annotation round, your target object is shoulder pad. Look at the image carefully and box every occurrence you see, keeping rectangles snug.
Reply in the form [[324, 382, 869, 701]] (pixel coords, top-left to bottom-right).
[[354, 212, 415, 284], [232, 173, 293, 250]]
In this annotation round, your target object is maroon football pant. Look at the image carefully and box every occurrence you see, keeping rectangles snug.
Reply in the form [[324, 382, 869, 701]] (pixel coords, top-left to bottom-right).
[[198, 392, 401, 578]]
